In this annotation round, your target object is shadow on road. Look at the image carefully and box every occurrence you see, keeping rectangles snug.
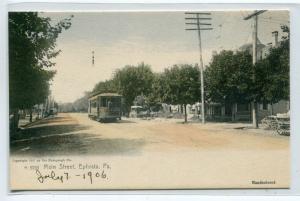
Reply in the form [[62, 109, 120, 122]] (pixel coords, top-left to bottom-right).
[[11, 132, 146, 156], [11, 124, 89, 141], [10, 116, 147, 157]]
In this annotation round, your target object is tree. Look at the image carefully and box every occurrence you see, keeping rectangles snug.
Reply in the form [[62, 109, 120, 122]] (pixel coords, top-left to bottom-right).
[[9, 12, 72, 131], [254, 25, 289, 104], [92, 79, 117, 95], [160, 64, 200, 123], [72, 91, 91, 112], [205, 50, 253, 106], [145, 73, 166, 109], [112, 62, 154, 114]]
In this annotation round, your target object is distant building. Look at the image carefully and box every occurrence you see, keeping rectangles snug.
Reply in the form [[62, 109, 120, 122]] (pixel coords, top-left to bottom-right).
[[239, 38, 266, 60]]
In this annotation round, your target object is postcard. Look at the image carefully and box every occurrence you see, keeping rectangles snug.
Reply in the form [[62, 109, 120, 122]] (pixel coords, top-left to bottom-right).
[[9, 10, 290, 190]]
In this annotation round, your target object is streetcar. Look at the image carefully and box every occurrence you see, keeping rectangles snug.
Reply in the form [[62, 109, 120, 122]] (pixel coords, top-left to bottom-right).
[[88, 93, 122, 122]]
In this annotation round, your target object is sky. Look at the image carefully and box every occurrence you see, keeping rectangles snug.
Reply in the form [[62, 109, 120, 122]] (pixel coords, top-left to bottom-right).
[[41, 11, 289, 103]]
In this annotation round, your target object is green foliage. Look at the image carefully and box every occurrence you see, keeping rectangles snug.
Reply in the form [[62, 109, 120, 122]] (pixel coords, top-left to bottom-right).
[[205, 25, 289, 107], [92, 79, 117, 95], [205, 50, 253, 104], [9, 12, 72, 111], [146, 73, 165, 107], [254, 25, 290, 103], [161, 64, 200, 105], [112, 62, 155, 110], [156, 64, 200, 122]]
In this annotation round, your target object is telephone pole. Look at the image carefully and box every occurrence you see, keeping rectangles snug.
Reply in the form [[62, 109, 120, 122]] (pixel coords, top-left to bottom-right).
[[244, 10, 266, 128], [185, 12, 213, 124], [92, 50, 95, 66]]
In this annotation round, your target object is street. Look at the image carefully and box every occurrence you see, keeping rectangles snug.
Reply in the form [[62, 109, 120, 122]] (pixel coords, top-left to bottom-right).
[[11, 113, 288, 156], [10, 113, 289, 188]]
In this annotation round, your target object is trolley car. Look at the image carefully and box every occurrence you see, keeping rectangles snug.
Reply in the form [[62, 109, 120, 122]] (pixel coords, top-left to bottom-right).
[[88, 93, 122, 122]]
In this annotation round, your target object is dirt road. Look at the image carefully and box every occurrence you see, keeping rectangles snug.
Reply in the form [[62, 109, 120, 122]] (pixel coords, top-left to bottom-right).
[[11, 113, 288, 155], [10, 113, 290, 189]]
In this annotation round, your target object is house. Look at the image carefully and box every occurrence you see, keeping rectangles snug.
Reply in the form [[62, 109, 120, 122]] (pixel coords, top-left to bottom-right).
[[183, 100, 289, 123], [200, 32, 289, 122]]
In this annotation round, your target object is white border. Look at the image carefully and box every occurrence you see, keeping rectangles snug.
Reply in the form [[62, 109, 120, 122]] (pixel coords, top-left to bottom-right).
[[6, 3, 295, 12], [1, 0, 300, 200]]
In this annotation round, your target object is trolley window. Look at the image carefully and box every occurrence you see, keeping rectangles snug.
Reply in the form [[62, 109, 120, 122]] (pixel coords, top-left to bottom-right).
[[101, 97, 107, 107]]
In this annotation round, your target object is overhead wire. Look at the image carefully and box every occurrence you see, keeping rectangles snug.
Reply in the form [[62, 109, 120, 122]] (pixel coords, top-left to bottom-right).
[[260, 16, 290, 23]]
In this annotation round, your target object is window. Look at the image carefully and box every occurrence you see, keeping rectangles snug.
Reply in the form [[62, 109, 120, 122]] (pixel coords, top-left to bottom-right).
[[90, 100, 97, 108], [101, 97, 107, 107]]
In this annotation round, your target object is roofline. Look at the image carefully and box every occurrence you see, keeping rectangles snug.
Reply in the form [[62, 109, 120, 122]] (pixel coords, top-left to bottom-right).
[[89, 92, 122, 99]]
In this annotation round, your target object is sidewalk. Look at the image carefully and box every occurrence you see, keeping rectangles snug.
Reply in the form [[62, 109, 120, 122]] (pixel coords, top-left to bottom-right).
[[18, 114, 42, 128]]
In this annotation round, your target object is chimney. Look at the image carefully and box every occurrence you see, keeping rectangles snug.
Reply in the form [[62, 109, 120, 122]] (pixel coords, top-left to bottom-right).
[[272, 31, 279, 47]]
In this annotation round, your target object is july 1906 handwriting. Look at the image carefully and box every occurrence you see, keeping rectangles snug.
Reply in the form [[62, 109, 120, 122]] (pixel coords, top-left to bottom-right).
[[35, 169, 108, 184]]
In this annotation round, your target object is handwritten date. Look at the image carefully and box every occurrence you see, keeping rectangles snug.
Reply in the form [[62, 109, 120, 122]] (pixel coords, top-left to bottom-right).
[[35, 169, 108, 184]]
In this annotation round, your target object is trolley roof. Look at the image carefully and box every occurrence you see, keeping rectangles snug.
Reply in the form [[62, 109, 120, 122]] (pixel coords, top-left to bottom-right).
[[89, 92, 122, 100]]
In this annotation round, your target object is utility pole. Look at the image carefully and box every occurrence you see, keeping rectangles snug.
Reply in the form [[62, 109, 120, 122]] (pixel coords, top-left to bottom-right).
[[244, 10, 266, 128], [185, 12, 213, 124], [92, 50, 95, 66]]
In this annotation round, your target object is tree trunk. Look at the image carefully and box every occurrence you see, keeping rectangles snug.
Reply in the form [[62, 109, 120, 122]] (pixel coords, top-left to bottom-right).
[[29, 108, 33, 123], [11, 109, 20, 133], [271, 103, 273, 115], [231, 104, 235, 122], [184, 104, 187, 123]]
